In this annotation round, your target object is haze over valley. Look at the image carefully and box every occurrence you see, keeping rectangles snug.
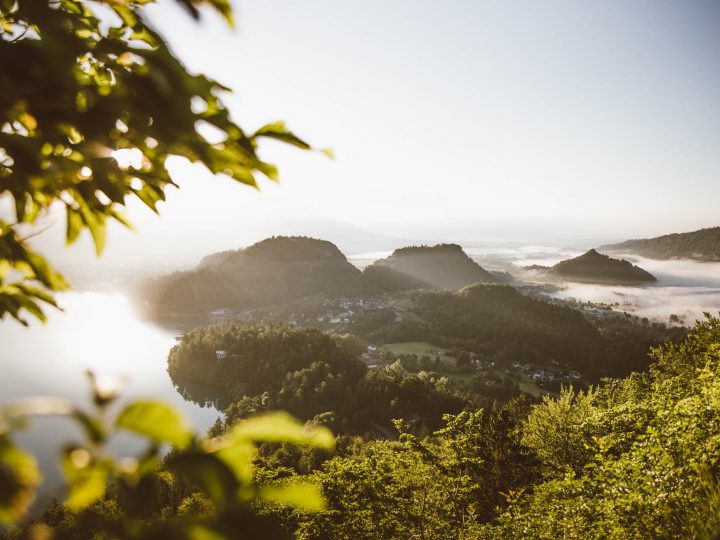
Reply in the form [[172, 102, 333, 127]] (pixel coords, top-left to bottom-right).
[[51, 226, 720, 326], [2, 1, 719, 537]]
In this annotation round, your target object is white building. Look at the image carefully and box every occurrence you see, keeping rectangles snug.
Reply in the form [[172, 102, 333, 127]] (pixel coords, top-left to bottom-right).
[[210, 308, 233, 323]]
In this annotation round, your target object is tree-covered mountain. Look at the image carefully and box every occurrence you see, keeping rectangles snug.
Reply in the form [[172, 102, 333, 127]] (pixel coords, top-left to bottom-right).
[[599, 226, 720, 262], [362, 264, 433, 291], [364, 244, 496, 290], [139, 239, 503, 317], [543, 249, 657, 285], [137, 237, 378, 316], [348, 284, 677, 379]]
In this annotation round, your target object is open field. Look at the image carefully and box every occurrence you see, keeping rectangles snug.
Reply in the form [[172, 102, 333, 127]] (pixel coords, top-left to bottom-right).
[[516, 373, 545, 397], [383, 342, 546, 397], [383, 341, 457, 369], [383, 341, 451, 357]]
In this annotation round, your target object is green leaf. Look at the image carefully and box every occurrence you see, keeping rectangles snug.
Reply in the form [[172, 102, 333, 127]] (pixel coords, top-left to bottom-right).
[[0, 0, 315, 328], [24, 251, 69, 291], [253, 121, 312, 150], [227, 412, 335, 451], [14, 296, 45, 323], [15, 284, 59, 309], [108, 207, 134, 230], [207, 0, 234, 27], [72, 410, 107, 445], [77, 203, 106, 256], [186, 524, 227, 540], [0, 438, 41, 525], [260, 481, 326, 511], [115, 401, 192, 448], [61, 449, 109, 511], [65, 207, 83, 245], [132, 183, 165, 213], [166, 452, 237, 505], [213, 439, 256, 484]]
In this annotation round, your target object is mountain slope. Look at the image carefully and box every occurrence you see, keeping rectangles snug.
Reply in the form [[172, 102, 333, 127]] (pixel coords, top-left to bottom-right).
[[599, 227, 720, 262], [365, 244, 496, 290], [549, 249, 656, 285], [139, 236, 377, 316], [362, 264, 433, 291]]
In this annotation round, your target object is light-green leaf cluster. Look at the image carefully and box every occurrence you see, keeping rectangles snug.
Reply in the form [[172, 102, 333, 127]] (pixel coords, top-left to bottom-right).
[[0, 0, 330, 325], [0, 375, 336, 535]]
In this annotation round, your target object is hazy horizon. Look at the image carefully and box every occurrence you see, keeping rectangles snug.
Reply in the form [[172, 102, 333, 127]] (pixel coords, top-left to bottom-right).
[[21, 212, 719, 271], [3, 0, 718, 269], [2, 2, 720, 534]]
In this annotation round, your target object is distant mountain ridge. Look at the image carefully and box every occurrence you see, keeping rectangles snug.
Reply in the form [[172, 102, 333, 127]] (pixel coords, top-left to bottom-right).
[[547, 249, 656, 285], [139, 237, 377, 316], [365, 244, 496, 290], [599, 227, 720, 262], [140, 238, 500, 317]]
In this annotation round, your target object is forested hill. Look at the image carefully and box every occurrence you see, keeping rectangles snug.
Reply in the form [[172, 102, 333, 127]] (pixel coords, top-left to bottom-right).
[[365, 244, 496, 290], [20, 318, 720, 540], [168, 325, 473, 434], [137, 236, 378, 316], [139, 239, 501, 317], [349, 284, 677, 378], [547, 249, 656, 285], [599, 226, 720, 262]]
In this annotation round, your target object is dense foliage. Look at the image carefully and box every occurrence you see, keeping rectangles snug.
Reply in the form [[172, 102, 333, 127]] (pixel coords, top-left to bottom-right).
[[287, 400, 539, 539], [254, 315, 720, 538], [485, 314, 720, 538], [350, 284, 680, 379], [8, 317, 720, 538], [0, 375, 335, 539], [169, 325, 367, 413], [0, 0, 318, 324], [169, 325, 474, 435]]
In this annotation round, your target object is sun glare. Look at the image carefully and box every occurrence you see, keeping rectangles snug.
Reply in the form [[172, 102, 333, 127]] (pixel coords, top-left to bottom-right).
[[52, 293, 175, 380], [111, 148, 144, 170]]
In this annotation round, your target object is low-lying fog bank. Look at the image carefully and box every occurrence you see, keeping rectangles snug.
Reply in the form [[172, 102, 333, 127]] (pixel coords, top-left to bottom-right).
[[352, 245, 720, 325], [502, 249, 720, 324]]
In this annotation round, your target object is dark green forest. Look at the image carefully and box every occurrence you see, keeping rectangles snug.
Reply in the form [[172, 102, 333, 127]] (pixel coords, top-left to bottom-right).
[[168, 325, 475, 435], [347, 285, 682, 379], [9, 316, 720, 539], [546, 249, 657, 284], [285, 316, 720, 538]]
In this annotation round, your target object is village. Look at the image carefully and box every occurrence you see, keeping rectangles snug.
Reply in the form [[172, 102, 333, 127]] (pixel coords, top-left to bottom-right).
[[203, 292, 591, 396]]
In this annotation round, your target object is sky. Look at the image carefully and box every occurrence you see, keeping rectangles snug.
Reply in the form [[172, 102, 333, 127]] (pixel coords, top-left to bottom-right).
[[27, 0, 720, 265]]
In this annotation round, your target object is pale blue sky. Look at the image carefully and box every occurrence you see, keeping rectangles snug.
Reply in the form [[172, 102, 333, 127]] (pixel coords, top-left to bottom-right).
[[31, 1, 720, 264]]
